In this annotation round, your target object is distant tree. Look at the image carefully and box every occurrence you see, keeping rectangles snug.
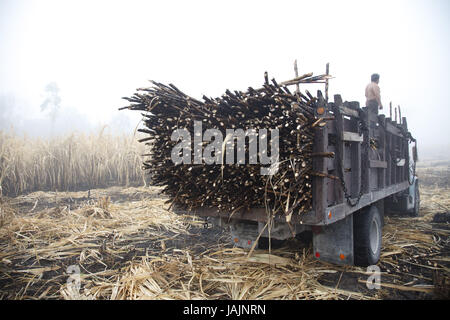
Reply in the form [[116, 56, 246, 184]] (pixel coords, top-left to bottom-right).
[[40, 82, 61, 125]]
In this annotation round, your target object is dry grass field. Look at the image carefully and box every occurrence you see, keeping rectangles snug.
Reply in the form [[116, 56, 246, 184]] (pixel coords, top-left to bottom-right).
[[0, 130, 146, 197], [0, 132, 449, 300]]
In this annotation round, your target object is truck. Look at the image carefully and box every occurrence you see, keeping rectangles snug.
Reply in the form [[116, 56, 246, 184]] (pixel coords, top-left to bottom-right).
[[182, 79, 419, 267]]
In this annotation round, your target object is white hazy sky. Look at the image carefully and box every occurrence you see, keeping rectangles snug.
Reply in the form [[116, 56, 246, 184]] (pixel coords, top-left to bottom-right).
[[0, 0, 449, 157]]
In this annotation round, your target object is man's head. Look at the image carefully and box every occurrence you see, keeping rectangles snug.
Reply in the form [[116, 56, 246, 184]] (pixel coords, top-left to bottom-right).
[[371, 73, 380, 84]]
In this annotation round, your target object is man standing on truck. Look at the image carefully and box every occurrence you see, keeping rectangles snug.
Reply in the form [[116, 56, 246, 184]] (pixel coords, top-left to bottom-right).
[[365, 73, 383, 111]]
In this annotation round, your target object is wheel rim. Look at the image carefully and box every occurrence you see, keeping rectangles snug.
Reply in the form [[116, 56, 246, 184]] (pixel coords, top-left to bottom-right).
[[370, 218, 380, 255]]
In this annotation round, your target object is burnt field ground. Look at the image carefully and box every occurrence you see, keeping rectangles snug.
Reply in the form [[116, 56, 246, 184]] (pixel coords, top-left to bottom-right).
[[0, 164, 449, 300]]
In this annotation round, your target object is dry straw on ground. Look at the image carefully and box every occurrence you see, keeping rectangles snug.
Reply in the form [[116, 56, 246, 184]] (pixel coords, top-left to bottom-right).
[[0, 181, 448, 300]]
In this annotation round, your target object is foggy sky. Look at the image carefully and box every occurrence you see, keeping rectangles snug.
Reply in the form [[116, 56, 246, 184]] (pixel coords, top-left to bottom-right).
[[0, 0, 449, 159]]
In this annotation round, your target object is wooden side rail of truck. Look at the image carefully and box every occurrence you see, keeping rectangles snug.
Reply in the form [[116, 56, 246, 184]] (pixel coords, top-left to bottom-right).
[[183, 94, 419, 266]]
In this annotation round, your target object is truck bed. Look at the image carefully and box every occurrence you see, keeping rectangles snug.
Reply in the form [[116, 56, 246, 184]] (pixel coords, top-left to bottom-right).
[[191, 95, 414, 226]]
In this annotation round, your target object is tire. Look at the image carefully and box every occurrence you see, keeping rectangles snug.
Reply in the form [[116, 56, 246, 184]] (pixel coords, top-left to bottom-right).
[[354, 205, 382, 267]]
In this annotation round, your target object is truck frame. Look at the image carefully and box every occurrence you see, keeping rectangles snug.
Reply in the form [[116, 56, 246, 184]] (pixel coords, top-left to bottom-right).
[[180, 72, 419, 266]]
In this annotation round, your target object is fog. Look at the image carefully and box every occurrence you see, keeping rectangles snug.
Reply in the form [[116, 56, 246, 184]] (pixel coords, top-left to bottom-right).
[[1, 0, 449, 159]]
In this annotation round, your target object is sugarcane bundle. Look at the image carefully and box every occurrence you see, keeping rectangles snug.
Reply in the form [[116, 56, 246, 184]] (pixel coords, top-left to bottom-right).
[[120, 73, 332, 217]]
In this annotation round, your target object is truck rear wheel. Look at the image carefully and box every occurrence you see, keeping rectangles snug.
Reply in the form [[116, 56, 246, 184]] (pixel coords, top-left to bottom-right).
[[354, 205, 382, 266]]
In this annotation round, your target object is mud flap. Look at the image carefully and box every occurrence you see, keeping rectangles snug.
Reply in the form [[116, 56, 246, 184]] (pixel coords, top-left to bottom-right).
[[230, 221, 259, 249], [313, 214, 354, 265]]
